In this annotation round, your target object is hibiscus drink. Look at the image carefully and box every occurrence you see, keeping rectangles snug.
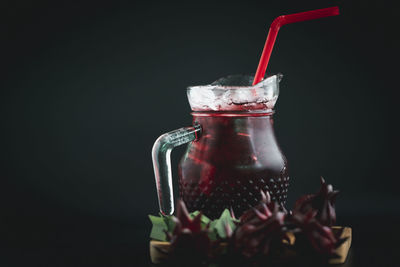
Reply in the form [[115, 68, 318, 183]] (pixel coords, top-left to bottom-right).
[[179, 111, 289, 218]]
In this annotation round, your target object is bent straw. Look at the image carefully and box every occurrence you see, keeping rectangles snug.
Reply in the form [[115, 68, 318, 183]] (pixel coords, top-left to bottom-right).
[[252, 7, 340, 85]]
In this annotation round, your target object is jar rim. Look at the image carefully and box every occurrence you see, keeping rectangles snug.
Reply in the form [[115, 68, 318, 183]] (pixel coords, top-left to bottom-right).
[[191, 110, 275, 117]]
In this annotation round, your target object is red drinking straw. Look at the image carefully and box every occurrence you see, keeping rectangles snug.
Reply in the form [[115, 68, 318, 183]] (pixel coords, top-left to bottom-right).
[[252, 7, 340, 85]]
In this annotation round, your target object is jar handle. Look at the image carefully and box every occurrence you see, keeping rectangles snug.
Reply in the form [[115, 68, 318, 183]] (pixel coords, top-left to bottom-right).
[[152, 124, 202, 215]]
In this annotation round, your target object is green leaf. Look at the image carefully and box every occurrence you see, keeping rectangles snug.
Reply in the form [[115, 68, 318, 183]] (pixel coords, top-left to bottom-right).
[[163, 215, 176, 233], [208, 225, 218, 241], [189, 210, 200, 218], [209, 209, 237, 239], [149, 215, 168, 241], [190, 211, 211, 227]]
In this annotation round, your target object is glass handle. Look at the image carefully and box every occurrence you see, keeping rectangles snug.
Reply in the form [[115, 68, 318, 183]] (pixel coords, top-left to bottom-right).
[[152, 124, 202, 215]]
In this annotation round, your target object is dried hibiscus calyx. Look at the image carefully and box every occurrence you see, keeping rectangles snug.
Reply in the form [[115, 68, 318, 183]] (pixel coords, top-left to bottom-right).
[[290, 210, 347, 258], [166, 200, 213, 265], [149, 178, 347, 265], [231, 192, 289, 260], [240, 190, 287, 225], [293, 177, 339, 226]]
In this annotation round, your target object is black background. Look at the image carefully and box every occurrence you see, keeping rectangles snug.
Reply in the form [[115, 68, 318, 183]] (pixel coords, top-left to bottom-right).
[[1, 0, 399, 266]]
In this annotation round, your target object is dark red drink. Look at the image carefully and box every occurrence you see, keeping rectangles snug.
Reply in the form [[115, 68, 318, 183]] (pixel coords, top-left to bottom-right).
[[178, 111, 289, 219]]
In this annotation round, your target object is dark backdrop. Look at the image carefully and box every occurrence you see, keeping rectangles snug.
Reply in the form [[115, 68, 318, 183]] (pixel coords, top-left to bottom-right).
[[1, 0, 399, 266]]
